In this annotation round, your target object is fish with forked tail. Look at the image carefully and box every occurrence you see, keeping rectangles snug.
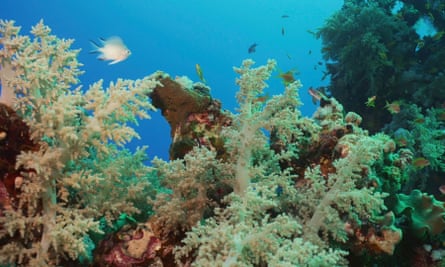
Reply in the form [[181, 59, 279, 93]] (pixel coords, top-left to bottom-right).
[[90, 36, 131, 65]]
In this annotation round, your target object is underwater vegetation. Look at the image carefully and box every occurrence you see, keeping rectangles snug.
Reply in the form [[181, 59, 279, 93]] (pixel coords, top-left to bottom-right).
[[1, 0, 445, 265]]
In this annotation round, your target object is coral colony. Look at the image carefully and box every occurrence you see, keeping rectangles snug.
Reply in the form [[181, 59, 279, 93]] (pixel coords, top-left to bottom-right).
[[1, 1, 445, 266]]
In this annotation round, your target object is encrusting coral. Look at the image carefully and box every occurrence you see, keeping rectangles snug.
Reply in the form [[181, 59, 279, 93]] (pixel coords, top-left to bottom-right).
[[1, 19, 444, 267]]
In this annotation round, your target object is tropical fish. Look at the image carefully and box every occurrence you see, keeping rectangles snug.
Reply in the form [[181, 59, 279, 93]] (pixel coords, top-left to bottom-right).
[[321, 70, 329, 81], [313, 61, 323, 70], [412, 157, 430, 168], [253, 93, 270, 104], [415, 40, 425, 52], [413, 117, 425, 124], [248, 43, 258, 54], [277, 68, 299, 85], [394, 136, 408, 147], [394, 128, 411, 147], [365, 95, 377, 107], [308, 87, 329, 104], [385, 101, 401, 114], [195, 64, 206, 83], [90, 36, 131, 65]]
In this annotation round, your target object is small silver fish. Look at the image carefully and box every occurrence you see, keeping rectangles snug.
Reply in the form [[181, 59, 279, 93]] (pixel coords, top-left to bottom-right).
[[90, 36, 131, 65]]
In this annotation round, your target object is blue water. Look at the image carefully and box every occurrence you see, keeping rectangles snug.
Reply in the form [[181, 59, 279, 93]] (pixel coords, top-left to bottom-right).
[[1, 0, 342, 161]]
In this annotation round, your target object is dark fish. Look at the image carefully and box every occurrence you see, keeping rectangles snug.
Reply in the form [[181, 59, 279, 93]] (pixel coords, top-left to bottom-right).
[[281, 15, 289, 18], [321, 70, 329, 81], [248, 43, 258, 54], [281, 27, 285, 36]]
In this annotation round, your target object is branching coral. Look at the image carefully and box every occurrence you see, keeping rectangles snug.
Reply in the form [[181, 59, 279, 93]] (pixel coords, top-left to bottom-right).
[[225, 59, 303, 196], [175, 190, 348, 267], [0, 20, 158, 265], [171, 60, 401, 266], [301, 134, 390, 243], [150, 147, 233, 239]]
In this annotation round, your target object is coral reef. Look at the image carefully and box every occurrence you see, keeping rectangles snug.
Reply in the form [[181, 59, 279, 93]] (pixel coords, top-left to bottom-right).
[[313, 0, 445, 265], [150, 60, 403, 266], [1, 17, 445, 267]]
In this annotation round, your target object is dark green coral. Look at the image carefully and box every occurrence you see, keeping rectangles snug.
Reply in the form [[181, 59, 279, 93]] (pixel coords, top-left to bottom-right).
[[317, 0, 445, 132], [395, 189, 445, 239]]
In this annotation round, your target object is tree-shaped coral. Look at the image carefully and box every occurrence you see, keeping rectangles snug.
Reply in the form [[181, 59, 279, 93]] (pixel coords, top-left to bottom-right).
[[173, 60, 401, 266], [0, 20, 158, 265]]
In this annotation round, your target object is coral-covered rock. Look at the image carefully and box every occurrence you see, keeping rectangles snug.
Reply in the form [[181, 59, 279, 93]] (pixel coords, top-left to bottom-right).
[[94, 222, 162, 267], [150, 76, 232, 159]]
